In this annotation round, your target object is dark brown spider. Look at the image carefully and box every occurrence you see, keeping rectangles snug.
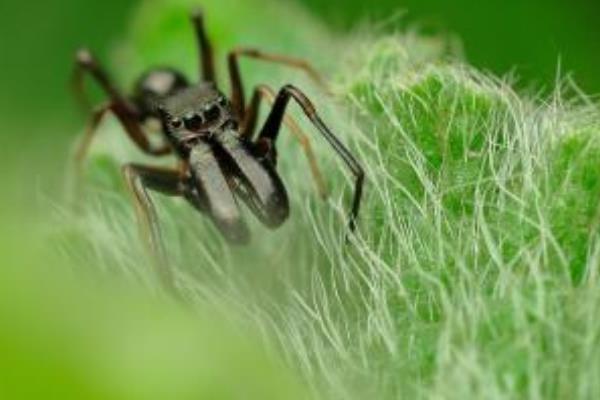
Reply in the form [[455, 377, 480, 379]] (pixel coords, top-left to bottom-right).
[[72, 10, 364, 293]]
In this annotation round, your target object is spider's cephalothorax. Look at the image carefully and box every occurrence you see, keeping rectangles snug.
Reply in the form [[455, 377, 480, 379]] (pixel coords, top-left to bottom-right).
[[72, 9, 364, 293], [159, 83, 237, 152], [158, 82, 291, 244]]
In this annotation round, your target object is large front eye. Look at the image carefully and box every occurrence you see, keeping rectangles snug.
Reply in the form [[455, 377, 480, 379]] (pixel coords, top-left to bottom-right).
[[171, 118, 182, 129], [204, 105, 221, 122], [184, 114, 204, 131]]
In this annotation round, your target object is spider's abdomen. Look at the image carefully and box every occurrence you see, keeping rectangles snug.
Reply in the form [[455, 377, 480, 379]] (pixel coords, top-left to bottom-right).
[[133, 68, 189, 118]]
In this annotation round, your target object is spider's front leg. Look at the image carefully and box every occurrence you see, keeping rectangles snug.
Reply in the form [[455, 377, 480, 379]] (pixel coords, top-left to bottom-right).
[[122, 164, 183, 296], [259, 85, 365, 232], [71, 49, 124, 112], [122, 149, 254, 296], [191, 8, 216, 82]]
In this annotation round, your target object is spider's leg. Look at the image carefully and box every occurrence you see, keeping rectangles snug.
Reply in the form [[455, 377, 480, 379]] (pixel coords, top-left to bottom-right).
[[71, 49, 172, 167], [73, 101, 113, 177], [191, 9, 216, 82], [71, 48, 125, 112], [259, 84, 364, 232], [122, 164, 183, 296], [241, 84, 328, 200], [227, 47, 328, 120]]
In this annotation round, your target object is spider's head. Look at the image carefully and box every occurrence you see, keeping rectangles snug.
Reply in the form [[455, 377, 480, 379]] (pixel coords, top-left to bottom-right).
[[158, 83, 235, 138]]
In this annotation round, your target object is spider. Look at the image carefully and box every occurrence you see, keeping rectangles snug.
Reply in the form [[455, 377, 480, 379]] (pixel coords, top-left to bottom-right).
[[72, 9, 364, 293]]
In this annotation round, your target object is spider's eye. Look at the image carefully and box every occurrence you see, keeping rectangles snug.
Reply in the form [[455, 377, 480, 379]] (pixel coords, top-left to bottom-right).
[[204, 105, 221, 122], [171, 118, 182, 129], [184, 114, 204, 131]]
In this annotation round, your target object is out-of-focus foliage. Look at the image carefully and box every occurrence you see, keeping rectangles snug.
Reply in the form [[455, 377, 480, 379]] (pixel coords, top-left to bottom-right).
[[300, 0, 600, 94], [0, 0, 136, 131], [0, 203, 308, 400]]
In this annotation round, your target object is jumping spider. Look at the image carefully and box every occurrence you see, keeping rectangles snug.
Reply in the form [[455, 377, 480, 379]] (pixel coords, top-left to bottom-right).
[[72, 10, 364, 292]]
